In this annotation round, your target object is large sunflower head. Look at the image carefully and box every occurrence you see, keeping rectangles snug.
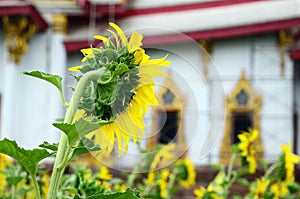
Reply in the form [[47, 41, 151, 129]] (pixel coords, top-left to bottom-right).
[[70, 23, 171, 157]]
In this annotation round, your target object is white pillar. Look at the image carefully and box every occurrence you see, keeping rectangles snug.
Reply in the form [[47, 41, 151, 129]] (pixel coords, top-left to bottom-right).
[[1, 61, 19, 141]]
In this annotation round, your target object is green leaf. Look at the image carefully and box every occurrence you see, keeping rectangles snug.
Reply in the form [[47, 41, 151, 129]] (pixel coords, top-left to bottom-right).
[[236, 178, 250, 186], [6, 176, 23, 186], [234, 168, 250, 177], [23, 71, 63, 94], [259, 158, 268, 171], [0, 138, 52, 176], [79, 189, 143, 199], [209, 164, 225, 171], [62, 187, 79, 195], [23, 71, 68, 107], [53, 118, 110, 146], [39, 141, 58, 152], [53, 122, 79, 146]]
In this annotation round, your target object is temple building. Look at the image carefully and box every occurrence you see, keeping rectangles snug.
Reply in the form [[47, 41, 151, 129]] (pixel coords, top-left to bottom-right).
[[0, 0, 300, 170]]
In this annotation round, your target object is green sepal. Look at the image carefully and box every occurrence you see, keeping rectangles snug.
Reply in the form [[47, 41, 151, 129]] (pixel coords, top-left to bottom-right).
[[98, 69, 113, 84], [74, 189, 143, 199], [0, 138, 52, 177], [68, 136, 101, 163]]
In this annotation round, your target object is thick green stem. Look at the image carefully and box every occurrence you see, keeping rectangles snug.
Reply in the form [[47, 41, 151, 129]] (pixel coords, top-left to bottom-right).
[[47, 68, 105, 199], [31, 174, 41, 199], [226, 152, 237, 181], [11, 185, 16, 199]]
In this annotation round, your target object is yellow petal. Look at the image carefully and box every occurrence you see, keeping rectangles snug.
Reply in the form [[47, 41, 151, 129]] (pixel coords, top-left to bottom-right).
[[128, 31, 143, 52], [139, 64, 169, 77], [94, 35, 109, 46], [68, 66, 82, 72], [136, 85, 158, 105], [109, 22, 128, 46], [80, 48, 93, 55], [107, 29, 120, 48], [128, 105, 144, 128]]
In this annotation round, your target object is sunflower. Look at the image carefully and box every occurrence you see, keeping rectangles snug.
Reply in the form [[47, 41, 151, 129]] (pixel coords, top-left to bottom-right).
[[237, 128, 258, 173], [281, 143, 300, 182], [270, 183, 280, 199], [193, 185, 221, 199], [0, 153, 12, 193], [157, 169, 170, 198], [253, 177, 270, 199], [70, 22, 170, 156], [97, 166, 112, 181], [175, 157, 196, 188]]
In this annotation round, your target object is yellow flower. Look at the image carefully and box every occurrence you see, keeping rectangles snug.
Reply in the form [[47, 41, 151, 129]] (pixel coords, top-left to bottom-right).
[[194, 186, 206, 199], [177, 158, 196, 189], [281, 143, 300, 182], [158, 169, 169, 198], [114, 183, 127, 192], [270, 183, 280, 199], [278, 181, 289, 198], [0, 153, 12, 192], [253, 177, 270, 199], [238, 128, 259, 173], [150, 143, 175, 171], [194, 186, 221, 199], [41, 174, 50, 195], [147, 171, 155, 185], [71, 22, 170, 157], [97, 166, 113, 181]]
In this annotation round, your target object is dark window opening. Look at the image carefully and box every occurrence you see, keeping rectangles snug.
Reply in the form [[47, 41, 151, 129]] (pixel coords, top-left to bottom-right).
[[232, 112, 253, 144], [158, 110, 178, 144]]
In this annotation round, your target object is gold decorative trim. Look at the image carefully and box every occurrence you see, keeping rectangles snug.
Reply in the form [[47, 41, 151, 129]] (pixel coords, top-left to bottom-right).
[[278, 30, 294, 75], [219, 71, 264, 164], [53, 14, 68, 34], [199, 40, 213, 78], [3, 16, 37, 64], [147, 76, 187, 156]]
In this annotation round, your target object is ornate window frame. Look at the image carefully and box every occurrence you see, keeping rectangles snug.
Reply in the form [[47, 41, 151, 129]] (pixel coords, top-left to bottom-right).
[[147, 77, 187, 155], [219, 72, 264, 164]]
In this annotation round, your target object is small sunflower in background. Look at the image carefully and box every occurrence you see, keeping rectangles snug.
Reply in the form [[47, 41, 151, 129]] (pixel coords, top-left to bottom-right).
[[252, 177, 270, 199], [70, 22, 171, 157], [273, 143, 300, 197], [237, 128, 258, 174], [280, 143, 300, 183], [174, 157, 196, 189]]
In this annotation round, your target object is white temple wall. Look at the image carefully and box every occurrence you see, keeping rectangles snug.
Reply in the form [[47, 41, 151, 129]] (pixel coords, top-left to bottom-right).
[[212, 34, 293, 163], [0, 30, 4, 95], [0, 30, 63, 149]]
